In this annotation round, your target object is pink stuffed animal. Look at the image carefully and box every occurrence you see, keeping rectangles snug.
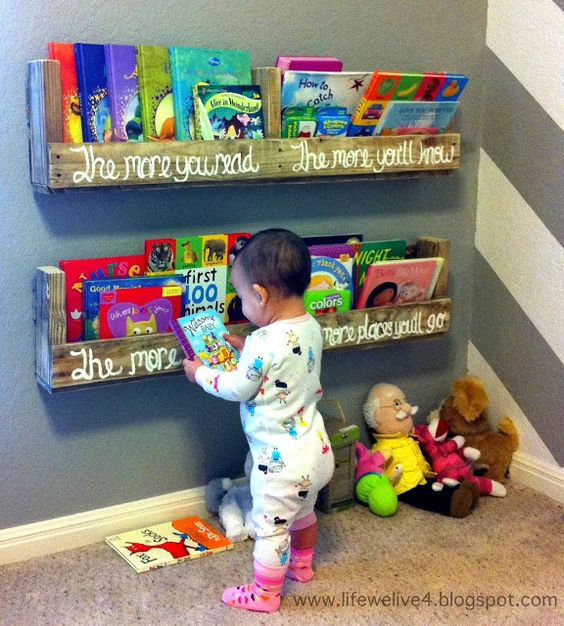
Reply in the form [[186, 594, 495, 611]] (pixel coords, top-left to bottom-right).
[[415, 417, 506, 497]]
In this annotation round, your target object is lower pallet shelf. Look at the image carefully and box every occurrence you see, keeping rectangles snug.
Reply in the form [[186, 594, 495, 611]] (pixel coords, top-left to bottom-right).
[[34, 264, 451, 392]]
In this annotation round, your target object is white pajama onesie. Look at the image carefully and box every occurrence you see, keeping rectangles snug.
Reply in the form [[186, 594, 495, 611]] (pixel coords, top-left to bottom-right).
[[195, 313, 334, 567]]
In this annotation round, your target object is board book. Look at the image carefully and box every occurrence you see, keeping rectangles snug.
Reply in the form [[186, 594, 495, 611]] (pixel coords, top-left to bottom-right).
[[281, 71, 371, 115], [59, 255, 146, 342], [171, 309, 239, 371], [104, 44, 143, 142], [353, 240, 407, 305], [105, 516, 233, 573], [137, 45, 175, 141], [98, 284, 182, 339], [376, 101, 458, 135], [356, 257, 444, 309], [82, 275, 185, 340], [47, 42, 83, 143], [74, 43, 112, 142], [305, 243, 354, 315], [169, 47, 251, 140], [193, 84, 264, 140]]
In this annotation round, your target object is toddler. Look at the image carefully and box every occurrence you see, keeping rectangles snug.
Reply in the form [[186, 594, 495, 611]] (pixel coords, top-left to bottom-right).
[[183, 229, 334, 613]]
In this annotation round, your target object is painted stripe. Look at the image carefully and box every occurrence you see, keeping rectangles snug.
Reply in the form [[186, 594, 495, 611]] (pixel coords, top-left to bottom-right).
[[470, 252, 564, 464], [467, 341, 557, 465], [482, 50, 564, 245], [477, 148, 564, 364], [487, 0, 564, 130]]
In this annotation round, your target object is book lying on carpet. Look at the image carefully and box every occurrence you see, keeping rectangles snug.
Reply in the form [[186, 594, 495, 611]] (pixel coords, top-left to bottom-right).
[[171, 308, 239, 370], [105, 516, 233, 573], [356, 257, 444, 309]]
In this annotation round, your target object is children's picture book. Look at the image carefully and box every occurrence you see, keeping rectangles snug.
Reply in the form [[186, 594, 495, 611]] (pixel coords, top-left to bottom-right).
[[414, 73, 447, 101], [275, 55, 343, 74], [352, 240, 407, 305], [302, 234, 363, 247], [169, 47, 252, 140], [171, 309, 239, 371], [59, 255, 146, 342], [145, 238, 177, 275], [104, 44, 143, 142], [376, 101, 458, 135], [281, 71, 371, 115], [177, 265, 229, 320], [435, 73, 469, 102], [306, 243, 354, 315], [98, 284, 182, 339], [82, 275, 185, 340], [105, 516, 233, 573], [47, 42, 83, 143], [74, 43, 112, 142], [355, 257, 444, 309], [137, 45, 175, 141], [193, 84, 264, 140]]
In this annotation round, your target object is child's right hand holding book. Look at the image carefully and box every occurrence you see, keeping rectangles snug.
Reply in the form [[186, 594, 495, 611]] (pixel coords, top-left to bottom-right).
[[223, 333, 245, 354]]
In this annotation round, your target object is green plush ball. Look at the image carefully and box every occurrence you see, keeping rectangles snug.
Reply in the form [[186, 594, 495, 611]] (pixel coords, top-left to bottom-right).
[[356, 473, 398, 517]]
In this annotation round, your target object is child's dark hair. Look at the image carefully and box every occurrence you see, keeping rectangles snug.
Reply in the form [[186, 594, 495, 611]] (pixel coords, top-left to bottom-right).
[[234, 229, 311, 297]]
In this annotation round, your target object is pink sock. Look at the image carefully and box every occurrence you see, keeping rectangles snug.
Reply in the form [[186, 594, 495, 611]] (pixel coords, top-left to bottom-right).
[[287, 546, 314, 582], [222, 559, 286, 613]]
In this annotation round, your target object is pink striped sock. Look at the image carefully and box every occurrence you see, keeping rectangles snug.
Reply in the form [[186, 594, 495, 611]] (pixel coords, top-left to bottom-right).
[[287, 546, 314, 582], [221, 560, 286, 612]]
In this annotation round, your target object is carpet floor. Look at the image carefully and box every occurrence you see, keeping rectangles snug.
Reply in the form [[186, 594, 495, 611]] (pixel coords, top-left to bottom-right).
[[0, 483, 562, 626]]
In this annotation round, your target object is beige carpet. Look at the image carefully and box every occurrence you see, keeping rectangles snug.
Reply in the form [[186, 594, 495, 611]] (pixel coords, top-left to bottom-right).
[[1, 483, 562, 626]]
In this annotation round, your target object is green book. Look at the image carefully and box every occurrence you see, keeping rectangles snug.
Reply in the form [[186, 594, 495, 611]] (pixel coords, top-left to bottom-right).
[[353, 240, 407, 305], [137, 46, 175, 141], [169, 47, 251, 140]]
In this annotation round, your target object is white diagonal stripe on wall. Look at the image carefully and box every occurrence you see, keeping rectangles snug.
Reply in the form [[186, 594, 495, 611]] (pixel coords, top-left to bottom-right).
[[476, 148, 564, 365], [487, 0, 564, 131], [467, 341, 558, 466]]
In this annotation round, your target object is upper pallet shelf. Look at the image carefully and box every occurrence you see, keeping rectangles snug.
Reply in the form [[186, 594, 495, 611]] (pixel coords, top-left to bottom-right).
[[27, 60, 460, 193]]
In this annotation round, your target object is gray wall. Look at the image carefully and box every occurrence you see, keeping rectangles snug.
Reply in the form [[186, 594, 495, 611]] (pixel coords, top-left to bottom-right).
[[0, 0, 487, 529]]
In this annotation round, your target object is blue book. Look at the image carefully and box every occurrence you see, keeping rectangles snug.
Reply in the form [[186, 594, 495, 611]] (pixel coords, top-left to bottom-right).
[[435, 74, 469, 102], [169, 47, 251, 140], [104, 44, 143, 142], [170, 309, 239, 371], [376, 101, 458, 135], [74, 43, 112, 142], [83, 275, 186, 340]]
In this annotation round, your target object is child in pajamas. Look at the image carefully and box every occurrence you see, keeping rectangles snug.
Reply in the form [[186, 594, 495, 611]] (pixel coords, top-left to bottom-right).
[[183, 229, 334, 613]]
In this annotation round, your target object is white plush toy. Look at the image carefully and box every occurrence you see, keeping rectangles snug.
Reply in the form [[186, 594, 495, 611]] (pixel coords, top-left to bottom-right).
[[204, 451, 254, 542]]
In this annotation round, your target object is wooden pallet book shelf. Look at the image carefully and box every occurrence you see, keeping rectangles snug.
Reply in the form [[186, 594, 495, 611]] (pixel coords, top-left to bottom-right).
[[27, 60, 460, 193], [34, 237, 451, 392]]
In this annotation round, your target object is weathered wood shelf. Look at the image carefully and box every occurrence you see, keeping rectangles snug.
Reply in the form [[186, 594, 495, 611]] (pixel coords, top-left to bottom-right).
[[27, 59, 460, 194], [34, 237, 451, 392]]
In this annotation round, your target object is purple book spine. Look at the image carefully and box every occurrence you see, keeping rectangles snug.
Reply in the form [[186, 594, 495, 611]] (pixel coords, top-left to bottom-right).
[[170, 319, 196, 360], [308, 243, 353, 258], [104, 44, 140, 142]]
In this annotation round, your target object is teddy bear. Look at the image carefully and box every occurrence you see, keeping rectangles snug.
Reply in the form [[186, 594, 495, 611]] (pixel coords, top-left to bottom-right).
[[204, 451, 254, 542], [433, 376, 520, 483], [363, 382, 480, 518], [414, 417, 506, 496]]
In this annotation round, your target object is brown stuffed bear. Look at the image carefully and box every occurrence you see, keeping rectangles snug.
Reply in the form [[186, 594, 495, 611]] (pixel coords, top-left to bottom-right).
[[436, 376, 519, 483]]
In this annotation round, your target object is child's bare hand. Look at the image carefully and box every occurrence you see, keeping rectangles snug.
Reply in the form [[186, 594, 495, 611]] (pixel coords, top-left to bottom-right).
[[224, 333, 245, 353], [183, 357, 203, 383]]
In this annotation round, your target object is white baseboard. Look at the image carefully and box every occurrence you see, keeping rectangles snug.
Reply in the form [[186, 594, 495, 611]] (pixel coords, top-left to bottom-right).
[[0, 486, 207, 566], [511, 451, 564, 504]]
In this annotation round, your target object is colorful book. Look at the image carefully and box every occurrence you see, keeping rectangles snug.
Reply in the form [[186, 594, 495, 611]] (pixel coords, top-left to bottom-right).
[[171, 309, 239, 371], [82, 275, 185, 340], [376, 101, 458, 136], [105, 516, 233, 573], [47, 42, 83, 143], [305, 243, 354, 315], [59, 255, 146, 342], [414, 73, 447, 101], [353, 240, 407, 306], [275, 56, 343, 74], [169, 47, 252, 140], [193, 84, 264, 140], [435, 74, 469, 102], [74, 43, 112, 142], [145, 238, 177, 275], [356, 257, 444, 309], [98, 284, 182, 339], [104, 44, 143, 142], [225, 232, 251, 324], [281, 71, 371, 115], [137, 45, 175, 141]]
